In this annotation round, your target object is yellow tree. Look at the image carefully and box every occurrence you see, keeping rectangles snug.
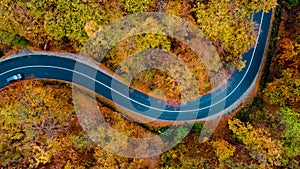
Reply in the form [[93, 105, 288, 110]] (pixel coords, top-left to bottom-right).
[[195, 0, 258, 70], [228, 119, 282, 168]]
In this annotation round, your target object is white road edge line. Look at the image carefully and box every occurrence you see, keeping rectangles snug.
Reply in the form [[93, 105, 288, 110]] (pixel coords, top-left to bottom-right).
[[0, 12, 265, 113]]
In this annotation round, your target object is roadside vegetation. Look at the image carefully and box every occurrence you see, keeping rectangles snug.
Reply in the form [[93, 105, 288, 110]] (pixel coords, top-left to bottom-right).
[[1, 0, 299, 168], [0, 0, 276, 102]]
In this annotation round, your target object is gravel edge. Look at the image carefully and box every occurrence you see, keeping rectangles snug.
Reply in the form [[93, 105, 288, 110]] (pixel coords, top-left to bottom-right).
[[1, 48, 262, 122]]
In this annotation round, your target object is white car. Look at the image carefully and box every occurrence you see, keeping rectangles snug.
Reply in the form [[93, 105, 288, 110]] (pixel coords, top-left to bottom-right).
[[6, 73, 24, 83]]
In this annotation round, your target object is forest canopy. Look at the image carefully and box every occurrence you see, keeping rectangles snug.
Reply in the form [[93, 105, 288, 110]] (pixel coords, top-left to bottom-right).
[[2, 0, 300, 168], [0, 0, 276, 67], [0, 0, 277, 102]]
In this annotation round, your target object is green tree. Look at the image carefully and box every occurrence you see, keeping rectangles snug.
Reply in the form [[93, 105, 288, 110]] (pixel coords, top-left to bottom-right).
[[287, 0, 300, 7], [122, 0, 157, 13], [0, 0, 108, 50], [195, 0, 257, 70], [43, 0, 107, 48], [0, 30, 30, 47], [279, 107, 300, 158]]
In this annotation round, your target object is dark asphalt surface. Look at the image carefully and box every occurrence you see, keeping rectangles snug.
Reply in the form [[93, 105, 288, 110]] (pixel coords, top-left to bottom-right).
[[0, 10, 272, 121]]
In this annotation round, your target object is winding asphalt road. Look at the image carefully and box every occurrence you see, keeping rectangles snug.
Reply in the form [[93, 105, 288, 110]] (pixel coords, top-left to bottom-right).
[[0, 10, 272, 121]]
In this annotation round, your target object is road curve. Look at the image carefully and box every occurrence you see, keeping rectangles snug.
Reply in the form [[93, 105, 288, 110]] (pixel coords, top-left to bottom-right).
[[0, 10, 272, 121]]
